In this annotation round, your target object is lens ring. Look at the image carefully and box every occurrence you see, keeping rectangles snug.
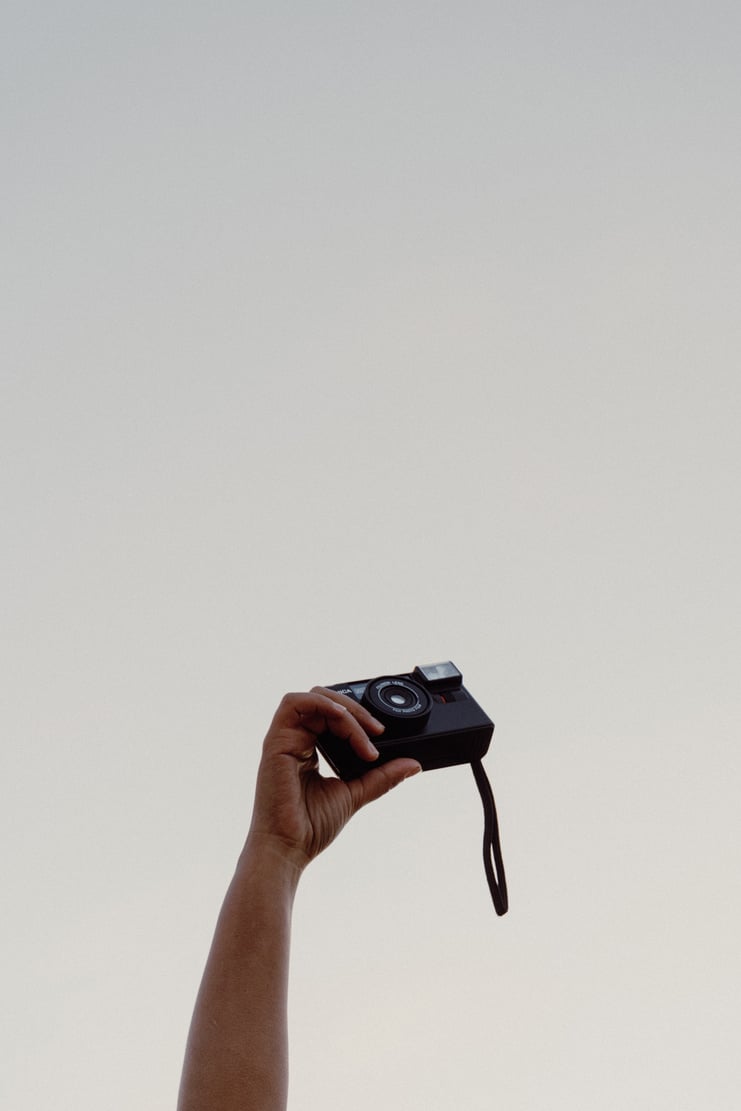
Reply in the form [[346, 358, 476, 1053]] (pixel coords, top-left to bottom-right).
[[361, 676, 432, 728], [377, 681, 421, 712]]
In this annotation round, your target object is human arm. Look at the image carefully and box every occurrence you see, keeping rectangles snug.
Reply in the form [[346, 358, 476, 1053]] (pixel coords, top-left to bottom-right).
[[176, 687, 421, 1111]]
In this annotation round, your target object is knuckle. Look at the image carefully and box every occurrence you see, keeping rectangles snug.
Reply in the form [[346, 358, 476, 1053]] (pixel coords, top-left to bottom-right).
[[377, 767, 395, 795]]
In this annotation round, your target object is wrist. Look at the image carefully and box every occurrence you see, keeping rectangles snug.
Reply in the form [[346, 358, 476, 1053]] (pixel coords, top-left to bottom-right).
[[239, 831, 308, 891]]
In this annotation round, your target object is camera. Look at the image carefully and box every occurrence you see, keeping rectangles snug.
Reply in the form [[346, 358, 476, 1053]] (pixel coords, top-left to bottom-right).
[[316, 661, 494, 780], [317, 660, 508, 916]]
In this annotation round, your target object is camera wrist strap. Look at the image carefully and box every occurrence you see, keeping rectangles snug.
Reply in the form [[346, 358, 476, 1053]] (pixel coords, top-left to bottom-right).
[[471, 759, 508, 916]]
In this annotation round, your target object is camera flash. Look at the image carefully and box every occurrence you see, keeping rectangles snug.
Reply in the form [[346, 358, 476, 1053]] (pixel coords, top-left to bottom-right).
[[415, 661, 462, 689]]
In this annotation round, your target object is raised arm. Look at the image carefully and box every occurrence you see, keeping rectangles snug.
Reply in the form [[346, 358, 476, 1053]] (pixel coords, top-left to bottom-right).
[[177, 687, 421, 1111]]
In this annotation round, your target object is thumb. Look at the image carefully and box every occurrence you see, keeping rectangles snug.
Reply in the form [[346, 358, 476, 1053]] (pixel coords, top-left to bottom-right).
[[347, 758, 422, 814]]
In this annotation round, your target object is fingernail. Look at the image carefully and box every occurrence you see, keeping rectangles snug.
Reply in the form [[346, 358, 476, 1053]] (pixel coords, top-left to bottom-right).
[[367, 741, 380, 758], [369, 716, 385, 733]]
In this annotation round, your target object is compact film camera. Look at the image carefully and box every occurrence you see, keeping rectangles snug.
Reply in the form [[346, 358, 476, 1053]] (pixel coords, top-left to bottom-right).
[[316, 661, 509, 916], [316, 661, 493, 778]]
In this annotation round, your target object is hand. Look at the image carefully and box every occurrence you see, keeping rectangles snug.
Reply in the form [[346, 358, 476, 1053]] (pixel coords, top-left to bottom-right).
[[248, 686, 421, 870]]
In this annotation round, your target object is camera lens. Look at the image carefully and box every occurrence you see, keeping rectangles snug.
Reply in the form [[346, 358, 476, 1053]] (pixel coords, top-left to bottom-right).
[[380, 685, 418, 710], [361, 676, 432, 733]]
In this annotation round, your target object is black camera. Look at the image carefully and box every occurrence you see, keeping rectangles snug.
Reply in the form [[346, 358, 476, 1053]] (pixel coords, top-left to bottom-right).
[[317, 662, 508, 916], [317, 661, 493, 779]]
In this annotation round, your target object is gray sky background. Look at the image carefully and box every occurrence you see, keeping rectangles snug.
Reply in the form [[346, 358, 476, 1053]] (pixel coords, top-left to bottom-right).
[[3, 2, 740, 1108]]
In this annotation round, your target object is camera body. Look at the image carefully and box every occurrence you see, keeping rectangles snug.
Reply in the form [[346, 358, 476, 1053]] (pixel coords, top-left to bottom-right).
[[316, 661, 494, 780]]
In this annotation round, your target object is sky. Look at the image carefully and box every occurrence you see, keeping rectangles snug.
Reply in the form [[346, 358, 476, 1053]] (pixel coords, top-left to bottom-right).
[[2, 2, 740, 1108]]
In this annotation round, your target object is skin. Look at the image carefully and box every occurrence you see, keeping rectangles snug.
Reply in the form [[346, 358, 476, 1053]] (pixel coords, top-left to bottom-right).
[[177, 686, 422, 1111]]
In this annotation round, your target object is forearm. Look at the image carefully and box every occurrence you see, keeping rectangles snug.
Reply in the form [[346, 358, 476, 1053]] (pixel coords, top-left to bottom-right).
[[177, 689, 417, 1109], [177, 835, 302, 1111]]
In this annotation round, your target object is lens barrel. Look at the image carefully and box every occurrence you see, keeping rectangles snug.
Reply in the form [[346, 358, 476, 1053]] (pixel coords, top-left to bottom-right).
[[361, 676, 432, 733]]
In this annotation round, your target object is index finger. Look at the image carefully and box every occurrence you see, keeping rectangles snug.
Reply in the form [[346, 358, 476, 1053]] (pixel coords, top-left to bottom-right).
[[266, 689, 381, 763], [310, 685, 386, 737], [310, 686, 386, 763]]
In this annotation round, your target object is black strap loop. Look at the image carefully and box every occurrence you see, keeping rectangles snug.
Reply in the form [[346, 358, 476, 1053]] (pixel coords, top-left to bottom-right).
[[471, 759, 508, 916]]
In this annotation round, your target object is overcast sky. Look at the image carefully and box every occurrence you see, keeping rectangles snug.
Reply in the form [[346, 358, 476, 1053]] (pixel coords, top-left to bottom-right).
[[3, 2, 740, 1108]]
